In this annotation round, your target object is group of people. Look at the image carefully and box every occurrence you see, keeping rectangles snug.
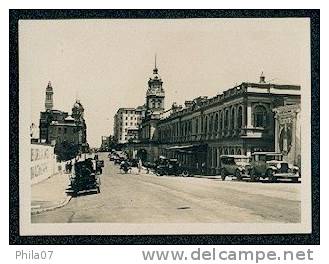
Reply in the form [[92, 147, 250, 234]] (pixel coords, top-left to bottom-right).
[[65, 161, 73, 173], [119, 158, 144, 174]]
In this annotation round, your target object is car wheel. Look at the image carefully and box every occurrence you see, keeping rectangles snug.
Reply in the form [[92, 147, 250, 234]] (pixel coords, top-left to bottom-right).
[[181, 170, 189, 177], [221, 169, 226, 181], [97, 187, 100, 193], [267, 169, 277, 182], [235, 170, 242, 181], [250, 168, 259, 182]]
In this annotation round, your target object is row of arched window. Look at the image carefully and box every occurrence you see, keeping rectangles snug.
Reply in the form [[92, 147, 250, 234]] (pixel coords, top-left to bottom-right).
[[158, 104, 268, 142]]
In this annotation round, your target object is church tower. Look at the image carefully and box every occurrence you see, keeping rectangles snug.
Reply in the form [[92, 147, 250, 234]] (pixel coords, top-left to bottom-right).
[[45, 81, 54, 111], [146, 55, 165, 117], [72, 99, 85, 121]]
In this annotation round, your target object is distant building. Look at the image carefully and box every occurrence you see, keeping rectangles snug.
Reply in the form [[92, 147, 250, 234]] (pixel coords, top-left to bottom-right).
[[113, 106, 146, 144], [100, 136, 114, 151], [38, 82, 88, 152]]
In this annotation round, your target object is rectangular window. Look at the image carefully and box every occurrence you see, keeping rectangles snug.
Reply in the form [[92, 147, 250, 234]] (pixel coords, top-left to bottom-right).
[[64, 127, 67, 134]]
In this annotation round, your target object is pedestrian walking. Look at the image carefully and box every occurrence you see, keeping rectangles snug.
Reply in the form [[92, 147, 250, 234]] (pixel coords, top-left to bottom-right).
[[68, 161, 72, 173], [201, 162, 206, 175], [138, 158, 142, 174]]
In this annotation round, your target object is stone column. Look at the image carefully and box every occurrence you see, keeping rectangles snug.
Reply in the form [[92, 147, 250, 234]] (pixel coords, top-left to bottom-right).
[[246, 101, 252, 128], [217, 147, 220, 172], [274, 113, 279, 152], [241, 105, 246, 128]]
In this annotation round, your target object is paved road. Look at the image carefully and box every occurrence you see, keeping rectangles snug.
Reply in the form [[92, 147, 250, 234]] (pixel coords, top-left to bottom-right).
[[32, 153, 301, 223]]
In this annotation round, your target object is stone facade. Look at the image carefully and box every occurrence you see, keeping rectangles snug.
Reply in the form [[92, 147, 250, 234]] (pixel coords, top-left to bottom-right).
[[123, 61, 301, 174], [273, 104, 301, 168], [113, 106, 145, 144], [156, 79, 300, 174], [39, 82, 88, 152]]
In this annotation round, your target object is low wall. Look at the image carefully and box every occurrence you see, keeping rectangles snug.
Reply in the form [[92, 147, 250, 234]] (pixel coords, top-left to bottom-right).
[[30, 143, 63, 185]]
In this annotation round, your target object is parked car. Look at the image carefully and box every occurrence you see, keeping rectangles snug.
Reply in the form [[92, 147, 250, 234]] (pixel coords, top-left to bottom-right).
[[128, 158, 139, 167], [114, 156, 125, 165], [249, 152, 300, 182], [155, 158, 190, 177], [142, 161, 157, 170], [220, 155, 251, 181]]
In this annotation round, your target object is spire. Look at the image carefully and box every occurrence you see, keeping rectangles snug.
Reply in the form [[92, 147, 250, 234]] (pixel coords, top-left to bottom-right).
[[153, 54, 158, 74], [46, 81, 52, 90], [259, 71, 266, 83], [155, 53, 157, 68]]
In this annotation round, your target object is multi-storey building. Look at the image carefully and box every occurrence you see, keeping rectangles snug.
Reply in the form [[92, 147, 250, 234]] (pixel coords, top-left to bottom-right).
[[113, 106, 145, 144], [48, 100, 88, 151], [156, 75, 300, 174], [121, 58, 301, 174], [39, 82, 69, 143], [39, 82, 88, 152]]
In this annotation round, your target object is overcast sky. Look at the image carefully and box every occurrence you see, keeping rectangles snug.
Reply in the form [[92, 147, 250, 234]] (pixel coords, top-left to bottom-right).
[[20, 18, 309, 147]]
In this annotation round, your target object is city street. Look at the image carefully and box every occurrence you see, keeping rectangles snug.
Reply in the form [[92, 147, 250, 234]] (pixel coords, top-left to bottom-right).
[[32, 153, 301, 223]]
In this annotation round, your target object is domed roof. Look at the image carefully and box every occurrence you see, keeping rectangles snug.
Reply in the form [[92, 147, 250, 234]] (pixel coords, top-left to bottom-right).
[[72, 100, 84, 111]]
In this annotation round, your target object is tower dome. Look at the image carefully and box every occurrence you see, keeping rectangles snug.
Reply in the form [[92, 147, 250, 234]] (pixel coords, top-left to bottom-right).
[[72, 99, 84, 120]]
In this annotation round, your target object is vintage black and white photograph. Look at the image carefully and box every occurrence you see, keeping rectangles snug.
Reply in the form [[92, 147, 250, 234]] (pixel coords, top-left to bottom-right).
[[18, 17, 312, 235]]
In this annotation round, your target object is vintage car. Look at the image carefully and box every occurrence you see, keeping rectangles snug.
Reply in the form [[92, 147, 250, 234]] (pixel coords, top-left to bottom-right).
[[155, 157, 190, 177], [220, 155, 251, 181], [249, 152, 300, 182], [114, 156, 126, 165], [128, 158, 139, 168], [66, 159, 101, 196]]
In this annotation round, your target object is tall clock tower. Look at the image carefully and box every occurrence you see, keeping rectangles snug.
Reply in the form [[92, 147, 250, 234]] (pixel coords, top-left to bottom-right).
[[146, 55, 165, 117], [45, 81, 54, 111]]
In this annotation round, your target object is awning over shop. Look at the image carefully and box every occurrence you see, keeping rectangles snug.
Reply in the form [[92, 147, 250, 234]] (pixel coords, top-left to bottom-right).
[[166, 145, 194, 150], [166, 144, 207, 153]]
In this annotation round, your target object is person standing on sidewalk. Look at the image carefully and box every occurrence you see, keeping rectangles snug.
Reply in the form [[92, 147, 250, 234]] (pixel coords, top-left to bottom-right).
[[138, 158, 142, 174], [201, 162, 206, 175]]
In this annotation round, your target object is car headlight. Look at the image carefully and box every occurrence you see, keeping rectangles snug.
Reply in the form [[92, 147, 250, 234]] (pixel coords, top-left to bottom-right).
[[276, 163, 281, 169]]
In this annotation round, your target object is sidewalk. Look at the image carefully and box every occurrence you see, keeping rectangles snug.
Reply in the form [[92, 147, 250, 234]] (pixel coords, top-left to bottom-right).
[[31, 171, 72, 215]]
